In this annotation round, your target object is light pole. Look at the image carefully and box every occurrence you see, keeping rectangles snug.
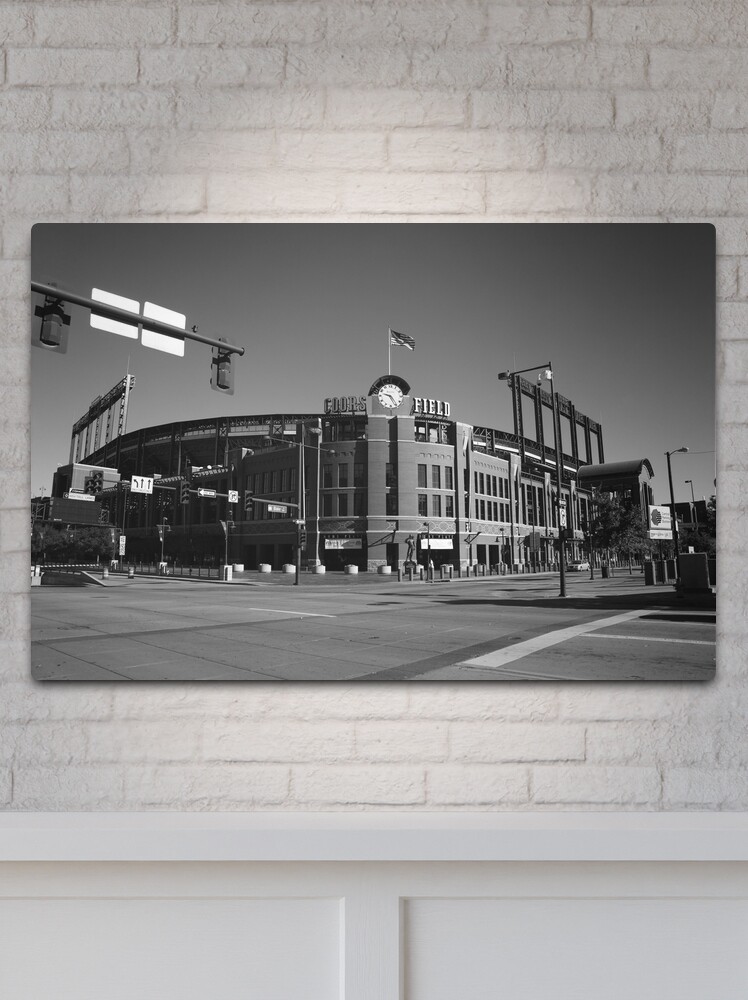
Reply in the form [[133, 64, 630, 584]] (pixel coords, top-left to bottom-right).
[[422, 521, 433, 581], [685, 478, 697, 528], [499, 363, 566, 597], [666, 446, 688, 583]]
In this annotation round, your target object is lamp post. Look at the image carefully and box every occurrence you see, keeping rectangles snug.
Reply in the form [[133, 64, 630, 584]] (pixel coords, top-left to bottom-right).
[[499, 362, 566, 597], [685, 478, 697, 528], [423, 521, 433, 581], [666, 446, 688, 584]]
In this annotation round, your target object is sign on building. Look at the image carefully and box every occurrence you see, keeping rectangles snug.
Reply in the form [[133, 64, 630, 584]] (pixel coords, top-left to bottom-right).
[[420, 538, 453, 550], [648, 505, 673, 540], [325, 538, 362, 550]]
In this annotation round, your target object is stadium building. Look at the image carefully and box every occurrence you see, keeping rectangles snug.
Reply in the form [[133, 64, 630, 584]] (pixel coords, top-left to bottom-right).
[[51, 373, 608, 572]]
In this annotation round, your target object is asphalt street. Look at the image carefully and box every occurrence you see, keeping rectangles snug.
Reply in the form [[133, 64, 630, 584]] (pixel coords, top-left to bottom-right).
[[31, 571, 716, 682]]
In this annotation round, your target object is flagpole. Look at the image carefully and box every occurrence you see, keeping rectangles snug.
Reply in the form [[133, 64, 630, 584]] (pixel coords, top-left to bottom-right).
[[388, 326, 391, 375]]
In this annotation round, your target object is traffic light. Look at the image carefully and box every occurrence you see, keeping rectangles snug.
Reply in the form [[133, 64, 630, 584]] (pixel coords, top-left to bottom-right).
[[179, 480, 191, 504], [299, 530, 307, 548], [33, 291, 71, 354], [210, 338, 234, 395], [86, 471, 103, 494], [85, 476, 95, 495], [244, 491, 253, 516]]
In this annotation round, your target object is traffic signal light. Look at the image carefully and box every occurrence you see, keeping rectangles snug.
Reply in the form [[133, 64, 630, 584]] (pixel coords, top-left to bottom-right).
[[210, 338, 234, 395], [33, 291, 71, 354], [180, 480, 190, 504], [244, 491, 253, 516], [86, 471, 103, 494], [299, 530, 307, 548]]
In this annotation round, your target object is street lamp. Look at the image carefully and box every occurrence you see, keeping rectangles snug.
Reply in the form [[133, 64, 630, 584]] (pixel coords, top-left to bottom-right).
[[685, 478, 698, 528], [498, 362, 566, 597], [666, 446, 688, 584], [422, 521, 433, 581]]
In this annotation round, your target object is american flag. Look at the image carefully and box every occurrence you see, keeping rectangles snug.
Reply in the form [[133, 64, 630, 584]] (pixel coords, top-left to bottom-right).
[[390, 329, 415, 350]]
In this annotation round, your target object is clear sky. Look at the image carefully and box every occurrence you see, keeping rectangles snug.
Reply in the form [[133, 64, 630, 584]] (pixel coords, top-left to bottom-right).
[[31, 223, 715, 505]]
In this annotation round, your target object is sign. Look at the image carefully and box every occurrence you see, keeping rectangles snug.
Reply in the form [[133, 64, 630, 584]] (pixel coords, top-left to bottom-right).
[[325, 538, 362, 550], [411, 397, 451, 417], [324, 395, 367, 414], [559, 504, 567, 528], [64, 491, 95, 502], [197, 488, 217, 498], [228, 490, 239, 504], [267, 503, 289, 514], [131, 475, 154, 495], [648, 505, 673, 540], [420, 538, 453, 550], [119, 535, 126, 555]]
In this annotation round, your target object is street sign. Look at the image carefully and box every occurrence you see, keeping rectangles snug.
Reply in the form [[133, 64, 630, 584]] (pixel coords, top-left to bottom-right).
[[228, 490, 239, 504], [647, 505, 673, 539], [119, 535, 126, 555], [131, 475, 154, 495], [267, 503, 288, 514], [559, 506, 567, 528], [648, 529, 673, 540], [64, 491, 95, 502], [197, 488, 217, 498]]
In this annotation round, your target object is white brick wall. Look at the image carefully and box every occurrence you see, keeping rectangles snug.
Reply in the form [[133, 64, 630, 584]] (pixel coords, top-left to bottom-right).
[[2, 0, 745, 812]]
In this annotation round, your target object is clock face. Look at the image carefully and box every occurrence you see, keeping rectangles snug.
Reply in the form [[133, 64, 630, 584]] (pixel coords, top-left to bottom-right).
[[378, 383, 404, 408]]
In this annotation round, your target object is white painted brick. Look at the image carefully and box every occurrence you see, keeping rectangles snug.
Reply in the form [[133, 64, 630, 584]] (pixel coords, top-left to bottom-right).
[[0, 4, 34, 45], [8, 48, 138, 86], [508, 45, 648, 89], [278, 131, 387, 170], [738, 259, 748, 300], [0, 768, 10, 806], [178, 3, 325, 45], [1, 721, 88, 765], [717, 256, 740, 300], [13, 766, 126, 809], [0, 506, 28, 553], [33, 5, 173, 47], [585, 722, 718, 766], [712, 93, 748, 130], [51, 89, 174, 129], [593, 174, 734, 216], [355, 721, 448, 761], [411, 45, 507, 88], [427, 764, 529, 805], [204, 719, 355, 762], [390, 129, 543, 171], [650, 48, 748, 89], [125, 764, 290, 807], [70, 175, 204, 215], [557, 687, 679, 722], [1, 174, 69, 215], [340, 172, 485, 214], [293, 764, 426, 805], [129, 129, 276, 173], [0, 131, 130, 173], [473, 90, 613, 130], [324, 1, 485, 47], [208, 170, 338, 213], [615, 92, 711, 131], [532, 765, 662, 805], [0, 89, 50, 129], [718, 301, 748, 340], [450, 723, 585, 762], [489, 4, 589, 44], [87, 721, 201, 762], [664, 768, 748, 808], [406, 686, 558, 721], [487, 172, 593, 214], [140, 47, 285, 87], [0, 260, 26, 303], [176, 88, 325, 129], [0, 681, 114, 722], [545, 132, 664, 171], [593, 6, 704, 45], [673, 135, 748, 173], [286, 44, 409, 87], [326, 89, 467, 128]]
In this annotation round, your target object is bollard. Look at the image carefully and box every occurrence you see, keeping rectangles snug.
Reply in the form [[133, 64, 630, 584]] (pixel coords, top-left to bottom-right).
[[127, 567, 134, 580], [407, 568, 413, 582], [102, 567, 109, 580], [398, 567, 403, 582]]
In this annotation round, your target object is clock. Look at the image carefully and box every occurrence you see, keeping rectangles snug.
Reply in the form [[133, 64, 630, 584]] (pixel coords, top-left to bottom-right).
[[377, 383, 404, 408]]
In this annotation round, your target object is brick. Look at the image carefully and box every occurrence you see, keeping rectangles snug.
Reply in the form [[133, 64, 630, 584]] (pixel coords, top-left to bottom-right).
[[615, 92, 711, 131], [70, 175, 204, 215], [178, 3, 325, 45], [1, 721, 88, 765], [718, 301, 748, 340], [204, 719, 355, 762], [0, 681, 114, 722], [0, 260, 26, 303], [508, 45, 647, 90], [140, 47, 285, 87], [593, 6, 703, 45], [0, 90, 50, 129], [208, 170, 338, 213], [324, 1, 485, 47], [278, 131, 386, 170], [0, 505, 28, 553], [125, 764, 290, 807], [326, 89, 466, 128], [489, 4, 589, 44], [717, 256, 740, 300], [129, 129, 276, 173], [0, 175, 69, 216], [390, 129, 543, 171], [340, 172, 484, 214], [738, 259, 748, 300], [545, 132, 664, 171], [593, 174, 733, 216], [286, 44, 409, 87], [487, 172, 593, 214], [0, 768, 11, 806], [558, 687, 679, 722], [8, 48, 138, 86], [51, 89, 174, 129], [87, 721, 201, 762], [13, 766, 126, 809], [0, 131, 129, 173], [355, 721, 448, 761], [664, 767, 748, 808], [712, 93, 748, 129], [673, 135, 748, 173], [650, 48, 748, 89], [176, 88, 325, 129], [532, 765, 662, 805], [33, 5, 173, 46], [450, 723, 585, 762], [473, 90, 613, 130], [427, 764, 529, 805], [0, 4, 34, 44], [411, 45, 507, 88], [293, 764, 425, 805], [585, 722, 718, 766], [406, 686, 559, 721]]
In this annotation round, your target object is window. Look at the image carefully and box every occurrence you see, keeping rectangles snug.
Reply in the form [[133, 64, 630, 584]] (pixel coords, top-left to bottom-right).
[[338, 464, 348, 488], [415, 422, 427, 442], [323, 465, 333, 488], [386, 494, 398, 516], [432, 466, 441, 489], [323, 494, 333, 517], [279, 469, 286, 492], [354, 493, 366, 517], [445, 466, 453, 491], [475, 499, 479, 519], [418, 464, 427, 489], [418, 494, 428, 517], [290, 468, 297, 492], [474, 471, 479, 493], [492, 476, 497, 497], [354, 462, 365, 487], [432, 495, 442, 517], [386, 463, 397, 488], [338, 494, 348, 516], [479, 473, 485, 495], [493, 501, 498, 521], [480, 499, 486, 520], [445, 496, 454, 519]]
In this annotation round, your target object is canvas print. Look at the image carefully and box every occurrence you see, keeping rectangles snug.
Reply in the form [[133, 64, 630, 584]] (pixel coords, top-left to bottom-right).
[[31, 224, 716, 681]]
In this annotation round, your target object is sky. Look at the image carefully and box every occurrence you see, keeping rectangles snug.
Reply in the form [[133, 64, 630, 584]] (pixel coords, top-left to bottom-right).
[[31, 223, 716, 505]]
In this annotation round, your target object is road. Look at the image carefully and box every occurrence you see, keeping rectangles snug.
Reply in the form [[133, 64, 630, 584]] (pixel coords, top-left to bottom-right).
[[31, 571, 716, 682]]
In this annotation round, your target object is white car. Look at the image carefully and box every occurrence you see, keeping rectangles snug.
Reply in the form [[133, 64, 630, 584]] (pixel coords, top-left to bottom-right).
[[566, 560, 590, 572]]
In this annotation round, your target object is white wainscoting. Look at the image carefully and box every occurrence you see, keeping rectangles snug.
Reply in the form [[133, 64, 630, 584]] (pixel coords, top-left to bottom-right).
[[1, 814, 747, 1000]]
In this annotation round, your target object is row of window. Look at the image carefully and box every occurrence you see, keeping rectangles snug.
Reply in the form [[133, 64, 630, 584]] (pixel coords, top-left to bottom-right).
[[474, 471, 510, 499], [417, 494, 455, 519], [322, 462, 365, 489], [247, 468, 297, 496], [417, 464, 454, 491]]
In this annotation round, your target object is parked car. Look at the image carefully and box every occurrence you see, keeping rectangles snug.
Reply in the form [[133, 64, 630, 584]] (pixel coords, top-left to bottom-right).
[[566, 559, 590, 572]]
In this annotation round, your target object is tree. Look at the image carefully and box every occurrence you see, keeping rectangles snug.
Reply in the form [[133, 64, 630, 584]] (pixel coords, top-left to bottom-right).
[[590, 493, 652, 566], [679, 494, 716, 557], [32, 524, 114, 563]]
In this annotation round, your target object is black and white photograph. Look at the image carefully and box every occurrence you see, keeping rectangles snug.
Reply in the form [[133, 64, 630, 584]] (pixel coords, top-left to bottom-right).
[[31, 223, 716, 682]]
